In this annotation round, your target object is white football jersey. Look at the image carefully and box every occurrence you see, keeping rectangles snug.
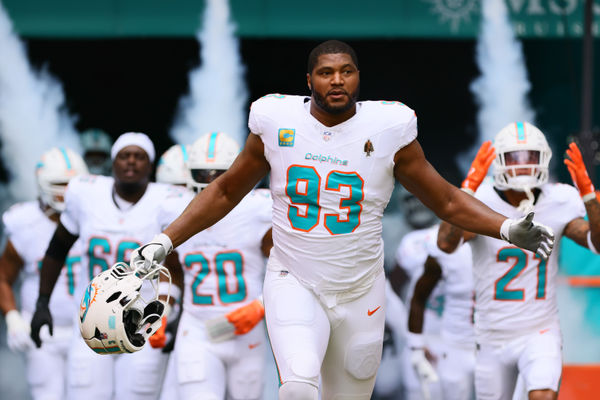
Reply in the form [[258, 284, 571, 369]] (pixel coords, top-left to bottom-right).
[[177, 189, 272, 320], [3, 201, 82, 326], [60, 175, 187, 302], [425, 230, 475, 347], [471, 182, 585, 343], [396, 226, 444, 334], [249, 94, 417, 304]]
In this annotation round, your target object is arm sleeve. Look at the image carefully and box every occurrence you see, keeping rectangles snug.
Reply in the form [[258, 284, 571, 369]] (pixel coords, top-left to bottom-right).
[[59, 179, 82, 235]]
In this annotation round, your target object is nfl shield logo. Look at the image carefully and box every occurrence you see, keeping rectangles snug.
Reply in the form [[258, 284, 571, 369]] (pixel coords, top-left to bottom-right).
[[322, 131, 333, 141]]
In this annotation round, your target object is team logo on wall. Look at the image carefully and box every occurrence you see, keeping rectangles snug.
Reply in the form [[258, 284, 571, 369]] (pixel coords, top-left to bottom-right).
[[424, 0, 478, 32], [278, 129, 295, 147], [322, 131, 333, 141]]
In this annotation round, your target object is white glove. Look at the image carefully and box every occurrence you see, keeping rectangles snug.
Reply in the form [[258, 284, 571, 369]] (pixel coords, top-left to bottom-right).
[[6, 310, 34, 352], [410, 348, 439, 400], [130, 233, 173, 273], [500, 212, 554, 259]]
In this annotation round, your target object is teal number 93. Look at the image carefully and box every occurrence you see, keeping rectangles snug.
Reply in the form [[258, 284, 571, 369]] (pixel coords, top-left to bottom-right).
[[286, 166, 364, 234]]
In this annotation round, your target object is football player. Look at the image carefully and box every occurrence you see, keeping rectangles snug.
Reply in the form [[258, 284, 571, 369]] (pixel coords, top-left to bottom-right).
[[80, 128, 113, 176], [407, 226, 475, 400], [437, 122, 600, 400], [29, 132, 185, 400], [131, 41, 554, 399], [0, 147, 87, 400], [156, 132, 273, 400]]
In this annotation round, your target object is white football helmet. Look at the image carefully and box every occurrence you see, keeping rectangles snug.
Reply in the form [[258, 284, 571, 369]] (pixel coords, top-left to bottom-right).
[[187, 132, 240, 192], [156, 144, 191, 186], [493, 122, 552, 191], [79, 262, 171, 354], [36, 147, 88, 213], [80, 129, 113, 175]]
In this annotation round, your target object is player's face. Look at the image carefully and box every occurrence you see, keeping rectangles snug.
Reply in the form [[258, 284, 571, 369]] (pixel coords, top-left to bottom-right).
[[112, 145, 152, 185], [504, 150, 540, 176], [308, 53, 359, 115]]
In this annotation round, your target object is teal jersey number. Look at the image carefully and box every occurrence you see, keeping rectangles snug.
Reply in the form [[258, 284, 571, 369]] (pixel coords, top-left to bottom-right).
[[495, 248, 548, 301], [286, 166, 364, 234], [215, 252, 247, 304], [286, 166, 321, 231], [184, 251, 247, 305], [88, 238, 110, 280], [87, 238, 141, 280], [184, 253, 213, 305]]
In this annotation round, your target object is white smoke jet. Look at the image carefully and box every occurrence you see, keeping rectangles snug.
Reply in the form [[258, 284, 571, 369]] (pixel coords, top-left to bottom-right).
[[460, 0, 535, 172], [0, 2, 81, 206], [170, 0, 248, 147]]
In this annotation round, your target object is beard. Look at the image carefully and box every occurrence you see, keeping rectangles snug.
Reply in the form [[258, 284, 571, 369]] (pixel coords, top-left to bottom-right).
[[311, 84, 360, 115]]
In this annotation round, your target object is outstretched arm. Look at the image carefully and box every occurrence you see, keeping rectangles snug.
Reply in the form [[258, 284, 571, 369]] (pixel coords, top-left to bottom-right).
[[395, 140, 553, 257], [394, 140, 503, 239], [165, 133, 270, 248]]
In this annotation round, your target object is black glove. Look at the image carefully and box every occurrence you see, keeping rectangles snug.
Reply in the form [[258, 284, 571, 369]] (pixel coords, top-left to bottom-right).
[[162, 306, 182, 354], [30, 294, 53, 348]]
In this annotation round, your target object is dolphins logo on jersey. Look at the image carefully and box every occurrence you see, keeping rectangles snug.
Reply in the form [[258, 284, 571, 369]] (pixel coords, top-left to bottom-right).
[[80, 282, 99, 323]]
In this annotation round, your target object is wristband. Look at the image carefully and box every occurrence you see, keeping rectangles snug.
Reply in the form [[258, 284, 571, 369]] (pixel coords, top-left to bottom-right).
[[36, 294, 51, 308], [158, 282, 181, 301], [582, 192, 596, 203], [460, 187, 475, 196], [500, 218, 512, 242], [406, 331, 425, 349]]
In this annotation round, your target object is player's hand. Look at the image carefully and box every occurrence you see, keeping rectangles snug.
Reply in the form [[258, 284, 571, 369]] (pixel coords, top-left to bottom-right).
[[149, 316, 167, 349], [130, 233, 173, 273], [30, 294, 53, 348], [564, 142, 596, 202], [226, 298, 265, 335], [6, 310, 34, 352], [410, 348, 439, 400], [461, 140, 495, 195], [500, 212, 554, 259]]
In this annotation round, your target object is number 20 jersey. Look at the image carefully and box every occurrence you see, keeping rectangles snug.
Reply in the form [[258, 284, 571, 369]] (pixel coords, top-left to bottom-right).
[[471, 182, 585, 344], [249, 94, 417, 303], [177, 189, 272, 320]]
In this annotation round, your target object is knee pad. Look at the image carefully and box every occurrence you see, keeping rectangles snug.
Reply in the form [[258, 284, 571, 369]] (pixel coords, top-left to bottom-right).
[[344, 334, 383, 380], [279, 381, 319, 400], [289, 352, 321, 383], [177, 357, 207, 384]]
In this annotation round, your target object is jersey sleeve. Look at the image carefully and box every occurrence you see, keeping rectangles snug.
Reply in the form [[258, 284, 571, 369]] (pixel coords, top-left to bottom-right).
[[2, 205, 26, 256], [60, 177, 84, 235]]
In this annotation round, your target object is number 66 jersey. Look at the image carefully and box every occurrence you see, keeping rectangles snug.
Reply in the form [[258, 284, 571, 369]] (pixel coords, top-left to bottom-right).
[[249, 94, 417, 306], [471, 182, 585, 344]]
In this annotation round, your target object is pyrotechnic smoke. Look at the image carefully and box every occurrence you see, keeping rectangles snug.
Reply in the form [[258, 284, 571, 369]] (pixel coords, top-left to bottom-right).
[[0, 2, 80, 207], [170, 0, 248, 147], [460, 0, 535, 171]]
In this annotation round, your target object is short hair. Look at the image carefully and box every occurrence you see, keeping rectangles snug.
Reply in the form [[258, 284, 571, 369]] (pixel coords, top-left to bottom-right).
[[307, 40, 359, 74]]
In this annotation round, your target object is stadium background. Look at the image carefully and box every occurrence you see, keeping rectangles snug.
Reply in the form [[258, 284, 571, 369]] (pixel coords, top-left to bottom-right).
[[0, 0, 599, 398]]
